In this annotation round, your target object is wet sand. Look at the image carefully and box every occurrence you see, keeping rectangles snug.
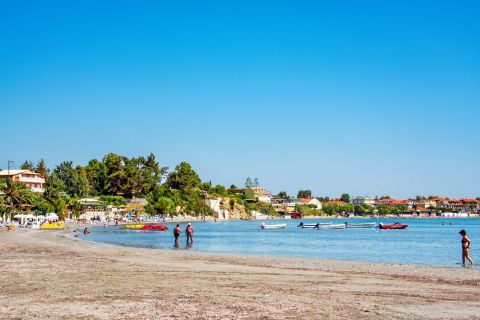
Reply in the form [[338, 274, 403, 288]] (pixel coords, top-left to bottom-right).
[[1, 227, 480, 320]]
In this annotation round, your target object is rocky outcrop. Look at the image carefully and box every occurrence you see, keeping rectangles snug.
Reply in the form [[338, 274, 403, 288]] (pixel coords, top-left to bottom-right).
[[205, 197, 251, 220]]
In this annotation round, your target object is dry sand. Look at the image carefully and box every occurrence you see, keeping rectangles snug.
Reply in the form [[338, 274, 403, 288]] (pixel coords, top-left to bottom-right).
[[1, 226, 480, 320]]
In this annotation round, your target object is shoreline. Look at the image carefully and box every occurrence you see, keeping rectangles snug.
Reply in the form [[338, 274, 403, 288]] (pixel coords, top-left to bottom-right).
[[1, 227, 480, 319], [73, 222, 464, 269], [90, 215, 478, 227]]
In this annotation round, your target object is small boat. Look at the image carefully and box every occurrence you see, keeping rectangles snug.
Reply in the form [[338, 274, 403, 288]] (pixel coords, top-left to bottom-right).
[[297, 222, 331, 228], [290, 212, 303, 219], [121, 224, 145, 229], [346, 222, 376, 228], [378, 222, 408, 230], [260, 223, 287, 229], [315, 223, 346, 229], [40, 222, 65, 230], [141, 224, 168, 231]]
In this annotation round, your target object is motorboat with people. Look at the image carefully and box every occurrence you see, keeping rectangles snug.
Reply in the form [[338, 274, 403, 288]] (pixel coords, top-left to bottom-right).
[[315, 223, 346, 230], [297, 222, 332, 228], [377, 222, 408, 230], [260, 223, 287, 229], [345, 222, 376, 228]]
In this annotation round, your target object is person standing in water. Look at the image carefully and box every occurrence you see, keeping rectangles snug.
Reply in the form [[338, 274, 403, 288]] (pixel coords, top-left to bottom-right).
[[459, 230, 474, 267], [173, 224, 181, 247], [186, 223, 194, 244]]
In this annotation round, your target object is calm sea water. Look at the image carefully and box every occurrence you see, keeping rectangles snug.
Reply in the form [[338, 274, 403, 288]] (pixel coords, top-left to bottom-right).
[[78, 218, 480, 267]]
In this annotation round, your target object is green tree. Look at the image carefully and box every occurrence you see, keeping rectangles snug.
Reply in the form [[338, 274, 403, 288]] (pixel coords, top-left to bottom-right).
[[0, 180, 35, 218], [340, 193, 351, 203], [316, 196, 330, 203], [211, 184, 226, 195], [144, 153, 168, 192], [99, 195, 127, 206], [35, 159, 49, 180], [72, 165, 89, 197], [85, 159, 108, 195], [245, 177, 253, 188], [276, 191, 289, 199], [145, 196, 175, 215], [103, 153, 127, 195], [297, 190, 312, 198], [166, 162, 201, 191], [20, 160, 35, 170]]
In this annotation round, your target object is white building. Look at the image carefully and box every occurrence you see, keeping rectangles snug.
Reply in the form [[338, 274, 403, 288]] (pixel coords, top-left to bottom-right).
[[297, 198, 323, 209], [352, 196, 376, 206]]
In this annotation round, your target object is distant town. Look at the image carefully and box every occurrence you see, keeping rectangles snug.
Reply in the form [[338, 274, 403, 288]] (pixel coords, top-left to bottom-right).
[[1, 155, 479, 222]]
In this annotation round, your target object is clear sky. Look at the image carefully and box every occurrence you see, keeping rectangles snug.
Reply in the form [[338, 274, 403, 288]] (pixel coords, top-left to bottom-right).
[[1, 1, 479, 199]]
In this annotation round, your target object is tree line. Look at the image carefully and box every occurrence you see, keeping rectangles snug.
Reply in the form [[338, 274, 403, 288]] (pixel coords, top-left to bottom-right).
[[1, 153, 226, 219]]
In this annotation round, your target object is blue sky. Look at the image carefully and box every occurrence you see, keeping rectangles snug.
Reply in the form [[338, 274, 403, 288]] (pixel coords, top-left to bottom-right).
[[1, 1, 479, 199]]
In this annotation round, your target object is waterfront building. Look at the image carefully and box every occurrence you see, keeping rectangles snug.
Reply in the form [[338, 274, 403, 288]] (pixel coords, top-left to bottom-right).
[[352, 196, 375, 206], [297, 198, 323, 209], [271, 197, 323, 213], [231, 187, 273, 203], [270, 198, 297, 213], [0, 170, 45, 192]]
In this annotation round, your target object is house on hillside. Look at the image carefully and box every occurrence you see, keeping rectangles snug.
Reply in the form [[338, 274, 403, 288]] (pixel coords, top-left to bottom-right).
[[230, 187, 273, 203], [0, 170, 45, 192]]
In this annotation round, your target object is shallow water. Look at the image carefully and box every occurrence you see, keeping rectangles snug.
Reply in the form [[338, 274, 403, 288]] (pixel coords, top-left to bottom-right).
[[79, 218, 480, 267]]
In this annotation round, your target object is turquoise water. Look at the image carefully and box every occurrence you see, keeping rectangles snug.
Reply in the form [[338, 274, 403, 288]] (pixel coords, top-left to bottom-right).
[[78, 218, 480, 267]]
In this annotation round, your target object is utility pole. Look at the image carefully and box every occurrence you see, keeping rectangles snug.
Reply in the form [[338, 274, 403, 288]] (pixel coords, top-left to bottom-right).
[[7, 160, 14, 221], [7, 160, 14, 180]]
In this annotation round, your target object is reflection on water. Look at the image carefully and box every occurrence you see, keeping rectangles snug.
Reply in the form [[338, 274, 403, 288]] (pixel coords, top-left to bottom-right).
[[79, 218, 480, 267]]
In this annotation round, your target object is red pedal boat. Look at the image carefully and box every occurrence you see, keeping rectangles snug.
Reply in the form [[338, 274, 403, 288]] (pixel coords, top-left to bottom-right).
[[378, 222, 408, 230], [141, 224, 169, 231]]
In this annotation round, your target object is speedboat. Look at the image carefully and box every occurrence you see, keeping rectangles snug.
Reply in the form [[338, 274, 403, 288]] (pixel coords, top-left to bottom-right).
[[378, 222, 408, 230], [315, 223, 346, 230], [141, 224, 168, 231], [260, 223, 287, 229], [297, 222, 331, 228], [345, 222, 376, 228]]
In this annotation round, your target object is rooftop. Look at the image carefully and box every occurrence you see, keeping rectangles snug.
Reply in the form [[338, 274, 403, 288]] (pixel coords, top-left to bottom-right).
[[0, 170, 43, 177]]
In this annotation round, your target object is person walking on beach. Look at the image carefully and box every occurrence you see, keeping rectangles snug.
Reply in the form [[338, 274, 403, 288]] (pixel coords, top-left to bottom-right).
[[459, 230, 474, 267], [186, 223, 194, 243], [173, 224, 181, 247]]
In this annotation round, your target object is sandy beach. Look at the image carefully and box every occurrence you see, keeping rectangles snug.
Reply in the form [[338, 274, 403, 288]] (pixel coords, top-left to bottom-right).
[[1, 227, 480, 320]]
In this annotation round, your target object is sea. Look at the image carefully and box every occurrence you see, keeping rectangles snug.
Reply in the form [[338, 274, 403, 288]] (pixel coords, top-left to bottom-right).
[[78, 218, 480, 267]]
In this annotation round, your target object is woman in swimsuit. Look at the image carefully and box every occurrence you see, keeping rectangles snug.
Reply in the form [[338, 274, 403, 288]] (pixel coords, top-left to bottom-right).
[[186, 223, 194, 244], [459, 230, 474, 267], [173, 224, 181, 247]]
